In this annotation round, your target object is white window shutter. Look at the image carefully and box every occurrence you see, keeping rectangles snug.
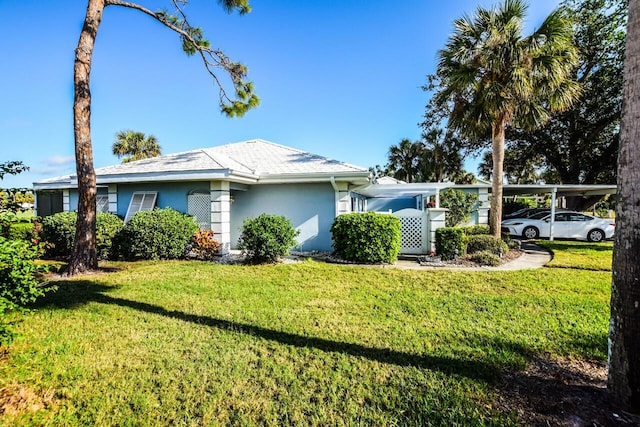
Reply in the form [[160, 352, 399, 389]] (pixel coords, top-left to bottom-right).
[[125, 192, 157, 222]]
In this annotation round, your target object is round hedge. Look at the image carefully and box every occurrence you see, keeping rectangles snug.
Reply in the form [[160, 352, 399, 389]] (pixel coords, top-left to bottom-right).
[[330, 212, 401, 264], [113, 208, 198, 260]]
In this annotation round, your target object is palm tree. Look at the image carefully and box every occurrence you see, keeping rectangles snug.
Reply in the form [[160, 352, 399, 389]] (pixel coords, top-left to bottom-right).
[[387, 138, 424, 183], [112, 130, 162, 163], [436, 0, 580, 237], [608, 0, 640, 412], [420, 128, 465, 183]]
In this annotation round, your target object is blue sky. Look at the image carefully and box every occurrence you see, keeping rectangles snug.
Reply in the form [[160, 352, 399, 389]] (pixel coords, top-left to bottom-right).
[[1, 0, 561, 189]]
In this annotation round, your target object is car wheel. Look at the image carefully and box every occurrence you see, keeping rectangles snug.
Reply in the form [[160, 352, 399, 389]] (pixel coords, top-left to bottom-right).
[[587, 229, 605, 242], [522, 226, 539, 240]]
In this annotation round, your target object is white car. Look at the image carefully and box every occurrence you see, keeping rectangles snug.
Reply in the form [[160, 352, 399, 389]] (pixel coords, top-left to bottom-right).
[[501, 211, 615, 242]]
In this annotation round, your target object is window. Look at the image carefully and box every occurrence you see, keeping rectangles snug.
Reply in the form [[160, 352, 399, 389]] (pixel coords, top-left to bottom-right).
[[97, 195, 109, 213], [124, 192, 157, 222]]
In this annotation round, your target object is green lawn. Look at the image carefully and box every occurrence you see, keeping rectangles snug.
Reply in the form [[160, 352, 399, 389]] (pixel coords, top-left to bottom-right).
[[0, 243, 612, 426], [537, 240, 613, 271]]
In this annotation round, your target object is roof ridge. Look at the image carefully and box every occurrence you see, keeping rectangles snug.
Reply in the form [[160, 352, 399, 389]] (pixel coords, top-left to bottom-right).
[[201, 147, 257, 174]]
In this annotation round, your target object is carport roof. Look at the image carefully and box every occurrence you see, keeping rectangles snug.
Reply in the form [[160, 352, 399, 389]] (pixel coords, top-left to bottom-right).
[[353, 183, 616, 199], [501, 184, 616, 197]]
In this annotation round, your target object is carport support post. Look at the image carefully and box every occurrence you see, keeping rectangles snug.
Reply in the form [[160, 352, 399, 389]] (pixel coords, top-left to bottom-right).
[[211, 181, 231, 254], [549, 187, 557, 241]]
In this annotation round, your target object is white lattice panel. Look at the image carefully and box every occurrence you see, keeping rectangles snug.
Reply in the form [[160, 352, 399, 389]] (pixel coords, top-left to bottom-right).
[[393, 208, 428, 254], [400, 216, 423, 250], [188, 193, 211, 229]]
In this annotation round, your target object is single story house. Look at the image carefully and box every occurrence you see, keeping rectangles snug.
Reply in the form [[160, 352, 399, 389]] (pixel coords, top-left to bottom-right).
[[34, 139, 372, 252], [36, 139, 611, 253]]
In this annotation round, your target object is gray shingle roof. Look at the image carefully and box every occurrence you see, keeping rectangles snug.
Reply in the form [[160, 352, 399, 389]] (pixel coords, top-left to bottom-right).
[[34, 139, 369, 188]]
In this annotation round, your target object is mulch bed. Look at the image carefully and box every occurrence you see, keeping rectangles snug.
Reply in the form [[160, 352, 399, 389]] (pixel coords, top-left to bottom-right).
[[495, 356, 640, 426]]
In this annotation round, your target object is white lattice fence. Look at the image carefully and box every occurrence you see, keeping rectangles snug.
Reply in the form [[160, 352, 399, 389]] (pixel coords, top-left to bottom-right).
[[188, 193, 211, 229], [393, 208, 428, 254]]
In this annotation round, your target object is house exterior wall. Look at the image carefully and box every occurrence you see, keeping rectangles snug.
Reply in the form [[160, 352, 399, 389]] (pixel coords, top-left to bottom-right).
[[367, 196, 417, 213], [114, 182, 209, 217], [230, 183, 336, 251], [65, 187, 110, 213]]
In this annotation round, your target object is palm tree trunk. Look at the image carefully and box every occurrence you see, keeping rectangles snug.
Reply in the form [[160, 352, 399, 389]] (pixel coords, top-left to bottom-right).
[[608, 0, 640, 412], [67, 0, 105, 275], [490, 119, 506, 238]]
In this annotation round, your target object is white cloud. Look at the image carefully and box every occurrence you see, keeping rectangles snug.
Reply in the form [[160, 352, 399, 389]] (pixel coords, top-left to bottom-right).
[[45, 155, 75, 167]]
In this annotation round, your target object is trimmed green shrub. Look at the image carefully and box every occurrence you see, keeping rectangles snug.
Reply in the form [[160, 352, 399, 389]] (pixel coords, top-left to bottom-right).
[[114, 208, 198, 260], [469, 250, 502, 266], [331, 212, 401, 264], [466, 235, 509, 256], [237, 214, 299, 264], [460, 225, 491, 236], [41, 212, 76, 257], [5, 221, 35, 241], [0, 213, 28, 239], [0, 237, 47, 344], [435, 227, 465, 261], [96, 213, 124, 260], [41, 212, 123, 260]]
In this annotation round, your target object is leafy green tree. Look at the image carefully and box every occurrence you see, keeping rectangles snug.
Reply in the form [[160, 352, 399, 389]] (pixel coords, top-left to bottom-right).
[[112, 130, 162, 163], [69, 0, 259, 275], [0, 161, 28, 180], [478, 148, 542, 184], [0, 161, 30, 214], [609, 0, 640, 412], [440, 188, 479, 227], [506, 0, 627, 209], [435, 0, 580, 237]]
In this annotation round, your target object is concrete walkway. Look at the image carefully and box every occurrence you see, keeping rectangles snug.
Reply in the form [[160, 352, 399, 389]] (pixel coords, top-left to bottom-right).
[[392, 241, 552, 271]]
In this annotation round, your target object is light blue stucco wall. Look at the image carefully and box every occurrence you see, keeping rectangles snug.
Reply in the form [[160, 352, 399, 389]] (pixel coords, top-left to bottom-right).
[[115, 182, 209, 218], [69, 181, 336, 252], [231, 183, 336, 251], [367, 196, 417, 213]]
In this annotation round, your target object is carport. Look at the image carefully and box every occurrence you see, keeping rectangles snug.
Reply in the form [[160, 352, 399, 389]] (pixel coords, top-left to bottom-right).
[[501, 184, 617, 241]]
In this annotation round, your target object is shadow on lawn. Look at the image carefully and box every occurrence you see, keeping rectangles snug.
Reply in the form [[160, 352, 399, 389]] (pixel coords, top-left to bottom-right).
[[35, 280, 518, 383]]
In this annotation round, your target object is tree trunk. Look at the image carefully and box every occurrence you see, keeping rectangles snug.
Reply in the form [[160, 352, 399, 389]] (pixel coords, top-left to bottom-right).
[[67, 0, 105, 275], [490, 119, 506, 238], [608, 0, 640, 412]]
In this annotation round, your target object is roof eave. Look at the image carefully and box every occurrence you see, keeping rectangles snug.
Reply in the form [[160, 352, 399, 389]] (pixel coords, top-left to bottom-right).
[[256, 172, 370, 185]]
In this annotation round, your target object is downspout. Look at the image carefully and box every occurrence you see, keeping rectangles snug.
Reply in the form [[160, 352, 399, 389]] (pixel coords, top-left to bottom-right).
[[330, 176, 339, 217]]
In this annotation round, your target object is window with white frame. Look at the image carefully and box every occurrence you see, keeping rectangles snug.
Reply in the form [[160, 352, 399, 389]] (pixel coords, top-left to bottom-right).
[[124, 192, 157, 222]]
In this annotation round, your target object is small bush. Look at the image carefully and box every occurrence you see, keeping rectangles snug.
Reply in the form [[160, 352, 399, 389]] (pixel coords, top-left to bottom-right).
[[237, 214, 299, 264], [466, 235, 509, 256], [41, 212, 77, 257], [190, 229, 221, 260], [460, 225, 491, 236], [41, 212, 123, 259], [0, 237, 47, 344], [96, 213, 124, 260], [331, 212, 401, 264], [469, 250, 502, 266], [6, 222, 36, 241], [435, 227, 465, 261], [114, 208, 198, 260]]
